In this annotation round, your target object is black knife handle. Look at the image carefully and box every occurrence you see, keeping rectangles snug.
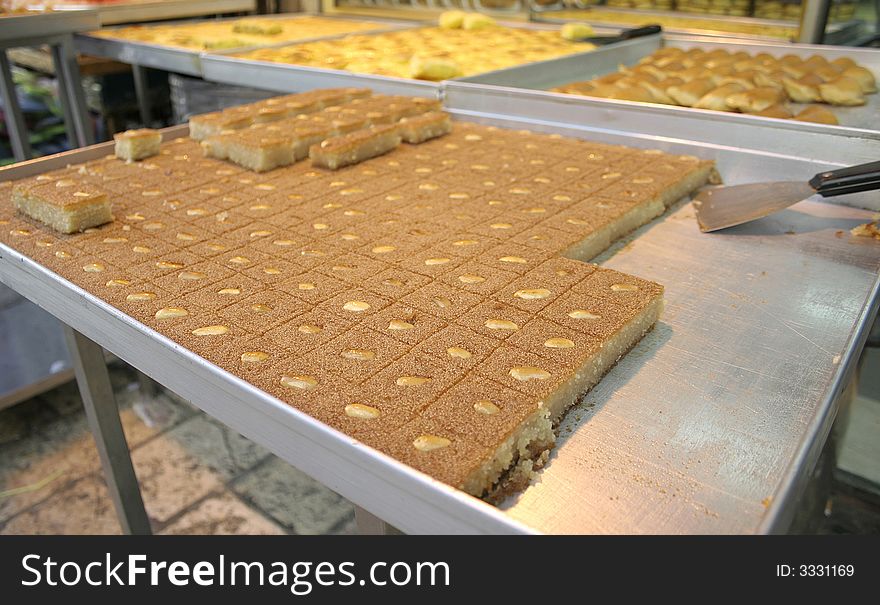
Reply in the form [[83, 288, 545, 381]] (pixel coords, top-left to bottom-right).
[[619, 24, 662, 40], [809, 160, 880, 197]]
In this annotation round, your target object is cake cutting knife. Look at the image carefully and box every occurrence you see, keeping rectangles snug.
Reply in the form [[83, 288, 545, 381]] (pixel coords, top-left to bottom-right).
[[574, 24, 662, 45], [693, 160, 880, 232]]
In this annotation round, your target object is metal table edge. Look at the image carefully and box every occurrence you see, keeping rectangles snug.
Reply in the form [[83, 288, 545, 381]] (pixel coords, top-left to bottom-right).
[[758, 274, 880, 534]]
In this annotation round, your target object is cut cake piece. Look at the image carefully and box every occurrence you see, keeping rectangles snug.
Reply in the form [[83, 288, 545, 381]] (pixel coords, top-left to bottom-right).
[[398, 111, 452, 144], [222, 131, 296, 173], [114, 128, 162, 161], [309, 124, 402, 170], [188, 88, 372, 140], [12, 177, 112, 234]]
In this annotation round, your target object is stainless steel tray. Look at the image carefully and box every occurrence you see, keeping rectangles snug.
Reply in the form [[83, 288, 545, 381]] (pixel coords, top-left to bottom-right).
[[200, 19, 621, 98], [1, 111, 878, 534], [0, 8, 99, 42], [74, 14, 420, 77], [532, 7, 863, 44], [54, 0, 257, 26], [452, 34, 880, 158]]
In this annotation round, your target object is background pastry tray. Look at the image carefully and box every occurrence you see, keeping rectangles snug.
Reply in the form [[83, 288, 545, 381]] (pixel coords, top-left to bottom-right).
[[198, 20, 622, 99], [532, 7, 864, 45], [0, 8, 99, 42], [74, 13, 422, 77], [1, 108, 878, 534], [453, 33, 880, 144]]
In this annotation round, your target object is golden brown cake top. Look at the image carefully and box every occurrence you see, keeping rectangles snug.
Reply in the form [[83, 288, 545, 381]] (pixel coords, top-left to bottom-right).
[[0, 105, 711, 494]]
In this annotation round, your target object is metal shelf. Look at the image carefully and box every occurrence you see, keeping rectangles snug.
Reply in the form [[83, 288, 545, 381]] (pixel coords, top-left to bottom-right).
[[48, 1, 256, 26]]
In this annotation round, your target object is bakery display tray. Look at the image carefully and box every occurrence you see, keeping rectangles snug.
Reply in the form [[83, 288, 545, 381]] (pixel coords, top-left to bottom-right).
[[0, 8, 99, 43], [452, 34, 880, 148], [74, 14, 421, 77], [199, 20, 622, 99], [53, 0, 257, 26], [1, 108, 878, 534], [532, 7, 863, 44]]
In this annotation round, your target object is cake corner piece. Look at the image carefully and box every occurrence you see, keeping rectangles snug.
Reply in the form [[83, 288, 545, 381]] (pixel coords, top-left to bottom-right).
[[12, 179, 112, 234], [113, 128, 162, 161]]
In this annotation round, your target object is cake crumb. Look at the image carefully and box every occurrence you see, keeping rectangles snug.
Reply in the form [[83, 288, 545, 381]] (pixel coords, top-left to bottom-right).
[[851, 221, 880, 240]]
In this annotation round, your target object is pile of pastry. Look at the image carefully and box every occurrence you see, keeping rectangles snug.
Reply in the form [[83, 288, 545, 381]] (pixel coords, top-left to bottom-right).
[[190, 88, 450, 172], [234, 21, 596, 81], [554, 46, 876, 124]]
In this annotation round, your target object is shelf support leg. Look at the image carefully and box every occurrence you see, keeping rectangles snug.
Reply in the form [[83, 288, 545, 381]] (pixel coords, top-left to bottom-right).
[[0, 50, 32, 161], [131, 64, 153, 127], [64, 326, 152, 535], [51, 35, 93, 148]]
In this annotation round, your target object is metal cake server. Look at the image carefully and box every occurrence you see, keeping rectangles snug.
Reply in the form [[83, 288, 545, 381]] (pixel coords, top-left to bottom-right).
[[575, 24, 662, 45], [694, 160, 880, 232]]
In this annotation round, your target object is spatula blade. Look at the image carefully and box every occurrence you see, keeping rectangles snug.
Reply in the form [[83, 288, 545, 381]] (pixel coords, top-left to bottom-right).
[[693, 181, 816, 233]]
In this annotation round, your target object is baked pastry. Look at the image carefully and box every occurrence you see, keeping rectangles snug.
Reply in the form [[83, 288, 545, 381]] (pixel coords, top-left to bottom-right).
[[398, 111, 453, 144], [694, 83, 745, 111], [783, 74, 823, 103], [0, 93, 720, 500], [753, 104, 793, 119], [114, 128, 162, 161], [553, 46, 875, 124], [793, 105, 840, 125], [88, 16, 390, 52], [726, 87, 786, 113], [234, 25, 597, 81], [668, 78, 715, 106], [189, 89, 371, 141], [842, 66, 877, 93], [12, 177, 112, 234], [819, 76, 866, 106], [309, 124, 402, 170]]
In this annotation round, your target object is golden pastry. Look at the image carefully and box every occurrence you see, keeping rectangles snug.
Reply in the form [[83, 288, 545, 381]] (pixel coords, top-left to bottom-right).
[[694, 83, 746, 111], [753, 104, 793, 119], [830, 57, 857, 70], [783, 74, 823, 103], [725, 87, 786, 113], [668, 78, 715, 106], [753, 70, 786, 90], [842, 66, 877, 93], [819, 76, 866, 106], [793, 105, 840, 125], [438, 10, 466, 29]]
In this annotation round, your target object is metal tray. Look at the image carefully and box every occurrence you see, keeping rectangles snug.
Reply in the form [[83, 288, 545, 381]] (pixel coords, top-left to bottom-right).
[[452, 34, 880, 157], [74, 13, 420, 77], [532, 7, 863, 44], [1, 110, 878, 534], [0, 8, 99, 42], [53, 0, 257, 26], [199, 20, 621, 98]]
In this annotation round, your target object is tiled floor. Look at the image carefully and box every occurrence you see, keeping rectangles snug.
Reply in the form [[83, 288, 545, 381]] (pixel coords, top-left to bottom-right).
[[1, 350, 878, 535], [0, 363, 356, 535]]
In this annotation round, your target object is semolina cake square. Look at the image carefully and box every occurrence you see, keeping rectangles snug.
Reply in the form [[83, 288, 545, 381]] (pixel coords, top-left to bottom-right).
[[0, 94, 717, 500], [12, 177, 112, 234], [310, 125, 402, 170], [188, 88, 373, 141], [399, 112, 453, 144], [114, 128, 162, 161]]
